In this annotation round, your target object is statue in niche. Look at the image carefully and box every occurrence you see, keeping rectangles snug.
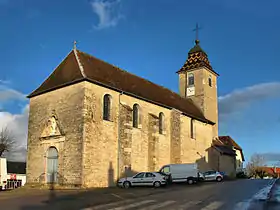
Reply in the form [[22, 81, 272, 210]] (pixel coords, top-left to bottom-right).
[[49, 116, 57, 135]]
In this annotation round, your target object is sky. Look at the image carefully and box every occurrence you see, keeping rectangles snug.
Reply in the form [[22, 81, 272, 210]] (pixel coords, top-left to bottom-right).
[[1, 0, 280, 165]]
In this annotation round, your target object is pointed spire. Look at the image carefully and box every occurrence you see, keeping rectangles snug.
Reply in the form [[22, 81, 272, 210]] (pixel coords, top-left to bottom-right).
[[73, 40, 77, 50]]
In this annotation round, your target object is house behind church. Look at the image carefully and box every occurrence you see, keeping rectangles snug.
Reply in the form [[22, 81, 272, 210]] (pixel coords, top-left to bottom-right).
[[26, 39, 241, 188]]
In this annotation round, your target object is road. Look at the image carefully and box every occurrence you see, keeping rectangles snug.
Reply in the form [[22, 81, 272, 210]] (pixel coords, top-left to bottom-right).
[[0, 179, 276, 210]]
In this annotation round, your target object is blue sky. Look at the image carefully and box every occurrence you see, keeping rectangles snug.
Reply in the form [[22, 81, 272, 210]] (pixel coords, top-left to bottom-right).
[[1, 0, 280, 164]]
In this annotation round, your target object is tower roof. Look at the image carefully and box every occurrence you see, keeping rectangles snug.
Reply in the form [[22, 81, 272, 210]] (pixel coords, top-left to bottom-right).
[[177, 40, 219, 76]]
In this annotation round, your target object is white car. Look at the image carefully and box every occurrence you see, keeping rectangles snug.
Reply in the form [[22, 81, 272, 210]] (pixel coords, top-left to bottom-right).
[[117, 172, 167, 188], [203, 170, 223, 182]]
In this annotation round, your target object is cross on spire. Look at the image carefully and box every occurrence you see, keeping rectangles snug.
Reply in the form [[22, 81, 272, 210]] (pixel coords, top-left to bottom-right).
[[193, 23, 202, 45]]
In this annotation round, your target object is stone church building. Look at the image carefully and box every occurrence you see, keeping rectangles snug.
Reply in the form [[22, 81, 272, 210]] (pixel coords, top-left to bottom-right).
[[26, 39, 241, 188]]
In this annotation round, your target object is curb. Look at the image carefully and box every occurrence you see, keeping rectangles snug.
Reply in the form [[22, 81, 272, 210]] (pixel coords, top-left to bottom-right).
[[267, 179, 279, 201]]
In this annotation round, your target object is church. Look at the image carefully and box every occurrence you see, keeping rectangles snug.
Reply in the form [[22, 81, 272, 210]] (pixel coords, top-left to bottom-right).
[[26, 38, 244, 188]]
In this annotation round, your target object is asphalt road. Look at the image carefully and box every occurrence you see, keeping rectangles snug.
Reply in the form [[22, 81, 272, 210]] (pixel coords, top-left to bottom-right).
[[0, 179, 276, 210]]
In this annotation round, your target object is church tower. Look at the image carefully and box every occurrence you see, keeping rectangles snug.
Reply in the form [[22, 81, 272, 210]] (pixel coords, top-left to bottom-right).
[[177, 38, 219, 137]]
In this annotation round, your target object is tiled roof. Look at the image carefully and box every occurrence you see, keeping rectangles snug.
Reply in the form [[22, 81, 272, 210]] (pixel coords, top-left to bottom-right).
[[177, 40, 219, 75], [213, 136, 245, 161], [213, 145, 236, 156], [212, 138, 236, 157], [219, 136, 242, 150], [261, 167, 280, 175], [27, 49, 215, 124]]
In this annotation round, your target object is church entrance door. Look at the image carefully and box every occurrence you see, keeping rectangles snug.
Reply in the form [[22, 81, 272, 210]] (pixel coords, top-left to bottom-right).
[[46, 147, 58, 183]]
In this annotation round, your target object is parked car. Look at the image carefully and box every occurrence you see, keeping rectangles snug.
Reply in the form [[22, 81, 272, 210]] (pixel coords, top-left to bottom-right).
[[158, 163, 199, 185], [203, 170, 223, 182], [117, 172, 166, 189], [198, 172, 205, 182]]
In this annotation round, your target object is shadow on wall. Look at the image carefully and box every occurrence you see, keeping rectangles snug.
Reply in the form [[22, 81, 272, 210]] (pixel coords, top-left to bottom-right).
[[119, 164, 139, 179], [195, 149, 213, 173], [202, 146, 237, 177]]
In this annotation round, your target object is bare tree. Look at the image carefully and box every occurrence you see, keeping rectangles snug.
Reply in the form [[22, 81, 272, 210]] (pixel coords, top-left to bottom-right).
[[246, 153, 266, 178], [0, 127, 15, 157]]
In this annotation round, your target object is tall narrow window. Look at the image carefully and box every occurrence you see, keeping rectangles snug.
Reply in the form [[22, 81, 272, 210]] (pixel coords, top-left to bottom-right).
[[133, 104, 140, 128], [208, 75, 212, 87], [188, 73, 194, 86], [159, 112, 165, 134], [190, 119, 195, 139], [103, 94, 111, 121]]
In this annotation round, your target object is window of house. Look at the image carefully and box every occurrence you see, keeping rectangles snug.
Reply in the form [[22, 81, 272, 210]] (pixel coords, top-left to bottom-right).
[[159, 112, 165, 134], [103, 94, 112, 121], [208, 75, 212, 87], [133, 104, 140, 128], [190, 119, 195, 139], [188, 73, 194, 86]]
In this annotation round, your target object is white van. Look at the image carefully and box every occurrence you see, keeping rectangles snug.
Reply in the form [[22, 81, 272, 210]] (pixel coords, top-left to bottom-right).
[[159, 163, 199, 185]]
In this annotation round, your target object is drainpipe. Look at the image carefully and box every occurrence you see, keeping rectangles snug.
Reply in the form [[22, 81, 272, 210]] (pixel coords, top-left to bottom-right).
[[117, 92, 123, 180]]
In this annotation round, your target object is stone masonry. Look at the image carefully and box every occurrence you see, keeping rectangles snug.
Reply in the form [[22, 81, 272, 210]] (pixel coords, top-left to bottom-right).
[[27, 82, 85, 187], [26, 80, 216, 188]]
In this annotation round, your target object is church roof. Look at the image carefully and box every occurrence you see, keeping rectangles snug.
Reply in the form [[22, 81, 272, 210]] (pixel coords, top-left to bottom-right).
[[177, 40, 219, 76], [28, 49, 214, 124]]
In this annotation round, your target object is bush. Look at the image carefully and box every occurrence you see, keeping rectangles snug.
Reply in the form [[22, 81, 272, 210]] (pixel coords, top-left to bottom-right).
[[236, 171, 248, 179]]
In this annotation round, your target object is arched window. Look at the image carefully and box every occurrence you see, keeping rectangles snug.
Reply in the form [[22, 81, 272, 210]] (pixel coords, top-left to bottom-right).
[[103, 94, 112, 121], [208, 75, 212, 87], [133, 104, 140, 128], [46, 147, 58, 183], [188, 73, 194, 86], [159, 112, 165, 134], [190, 119, 195, 139]]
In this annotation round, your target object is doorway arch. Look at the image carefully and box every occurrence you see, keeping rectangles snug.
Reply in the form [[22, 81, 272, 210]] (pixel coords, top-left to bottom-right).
[[46, 147, 58, 183]]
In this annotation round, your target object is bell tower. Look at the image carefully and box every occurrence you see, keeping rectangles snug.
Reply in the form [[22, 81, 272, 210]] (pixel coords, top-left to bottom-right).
[[176, 28, 219, 137]]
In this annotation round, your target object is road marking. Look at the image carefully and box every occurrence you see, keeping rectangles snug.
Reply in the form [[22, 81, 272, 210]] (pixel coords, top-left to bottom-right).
[[138, 200, 176, 210], [233, 200, 251, 210], [89, 199, 134, 210], [177, 200, 202, 210], [200, 201, 224, 210], [111, 193, 123, 199], [109, 200, 156, 210]]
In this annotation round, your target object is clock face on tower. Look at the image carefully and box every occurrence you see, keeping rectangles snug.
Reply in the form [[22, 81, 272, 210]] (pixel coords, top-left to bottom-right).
[[186, 86, 195, 96]]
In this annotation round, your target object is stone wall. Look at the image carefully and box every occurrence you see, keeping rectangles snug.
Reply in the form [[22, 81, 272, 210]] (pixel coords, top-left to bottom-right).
[[219, 154, 236, 177], [27, 82, 85, 186], [27, 81, 216, 188], [170, 110, 181, 164], [148, 113, 159, 171]]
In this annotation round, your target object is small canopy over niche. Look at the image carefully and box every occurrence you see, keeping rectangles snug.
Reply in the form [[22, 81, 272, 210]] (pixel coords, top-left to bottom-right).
[[41, 113, 64, 138]]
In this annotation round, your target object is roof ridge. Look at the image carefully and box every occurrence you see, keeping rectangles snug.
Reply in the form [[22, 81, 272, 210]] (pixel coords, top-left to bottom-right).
[[77, 49, 204, 117], [74, 49, 86, 78]]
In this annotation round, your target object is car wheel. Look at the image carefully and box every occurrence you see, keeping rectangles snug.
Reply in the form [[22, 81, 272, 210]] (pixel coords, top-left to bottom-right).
[[153, 181, 161, 188], [123, 181, 131, 189], [187, 178, 194, 185], [216, 177, 222, 182]]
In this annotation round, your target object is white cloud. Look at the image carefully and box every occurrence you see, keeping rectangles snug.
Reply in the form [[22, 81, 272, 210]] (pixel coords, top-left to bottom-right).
[[0, 105, 29, 162], [0, 85, 27, 103], [0, 84, 28, 162], [219, 82, 280, 121], [90, 0, 123, 30]]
